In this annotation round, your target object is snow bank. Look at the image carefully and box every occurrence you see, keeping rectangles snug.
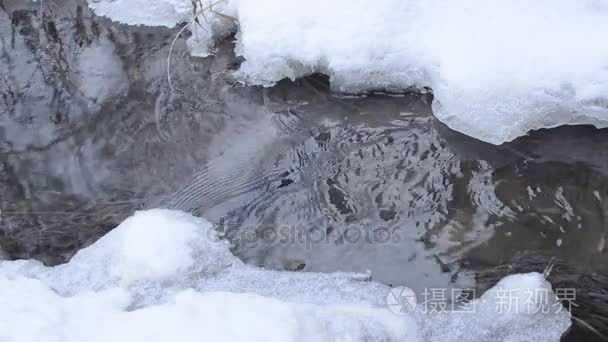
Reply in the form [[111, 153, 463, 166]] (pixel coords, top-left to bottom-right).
[[0, 209, 570, 341], [88, 0, 608, 144]]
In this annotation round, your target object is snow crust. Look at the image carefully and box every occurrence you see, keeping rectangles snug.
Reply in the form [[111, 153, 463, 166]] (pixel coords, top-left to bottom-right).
[[88, 0, 608, 144], [0, 209, 570, 341], [232, 0, 608, 145]]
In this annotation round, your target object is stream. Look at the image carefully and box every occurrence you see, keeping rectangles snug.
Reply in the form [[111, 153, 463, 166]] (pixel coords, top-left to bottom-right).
[[1, 1, 607, 340]]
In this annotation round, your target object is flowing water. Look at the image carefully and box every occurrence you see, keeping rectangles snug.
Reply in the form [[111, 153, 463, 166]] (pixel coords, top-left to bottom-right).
[[1, 1, 607, 340]]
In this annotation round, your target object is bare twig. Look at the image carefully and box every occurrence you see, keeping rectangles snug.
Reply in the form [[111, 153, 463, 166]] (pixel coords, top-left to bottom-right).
[[166, 0, 237, 93], [543, 256, 556, 279], [571, 316, 606, 340]]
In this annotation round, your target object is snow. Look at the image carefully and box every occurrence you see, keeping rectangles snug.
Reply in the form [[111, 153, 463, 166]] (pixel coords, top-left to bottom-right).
[[421, 273, 572, 342], [88, 0, 192, 27], [111, 210, 198, 283], [88, 0, 608, 144], [0, 209, 570, 341]]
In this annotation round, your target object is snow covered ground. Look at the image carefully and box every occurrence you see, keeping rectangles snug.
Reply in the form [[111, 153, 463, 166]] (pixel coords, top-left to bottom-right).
[[88, 0, 608, 144], [1, 209, 570, 341]]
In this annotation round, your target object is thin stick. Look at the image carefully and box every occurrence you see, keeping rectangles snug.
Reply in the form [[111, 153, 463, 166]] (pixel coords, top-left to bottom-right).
[[571, 316, 606, 340], [167, 22, 191, 94], [543, 256, 556, 279], [166, 0, 233, 93]]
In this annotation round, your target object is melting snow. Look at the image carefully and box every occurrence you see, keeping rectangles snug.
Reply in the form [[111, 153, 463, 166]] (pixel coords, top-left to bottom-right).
[[0, 209, 570, 341]]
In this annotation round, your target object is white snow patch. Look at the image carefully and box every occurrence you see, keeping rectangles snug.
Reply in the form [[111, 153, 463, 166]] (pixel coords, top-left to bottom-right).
[[88, 0, 608, 144], [111, 210, 198, 284], [419, 272, 572, 342], [0, 209, 570, 341], [88, 0, 192, 27]]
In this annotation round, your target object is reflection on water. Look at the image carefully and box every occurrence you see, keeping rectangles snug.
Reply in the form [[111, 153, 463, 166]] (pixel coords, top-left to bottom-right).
[[1, 1, 608, 340]]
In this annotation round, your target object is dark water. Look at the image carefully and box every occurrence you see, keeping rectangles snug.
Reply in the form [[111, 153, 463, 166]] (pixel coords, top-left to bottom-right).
[[1, 1, 607, 340]]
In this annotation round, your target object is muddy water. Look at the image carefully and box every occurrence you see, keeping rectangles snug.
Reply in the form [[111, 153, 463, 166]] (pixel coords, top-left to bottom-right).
[[1, 1, 607, 340]]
